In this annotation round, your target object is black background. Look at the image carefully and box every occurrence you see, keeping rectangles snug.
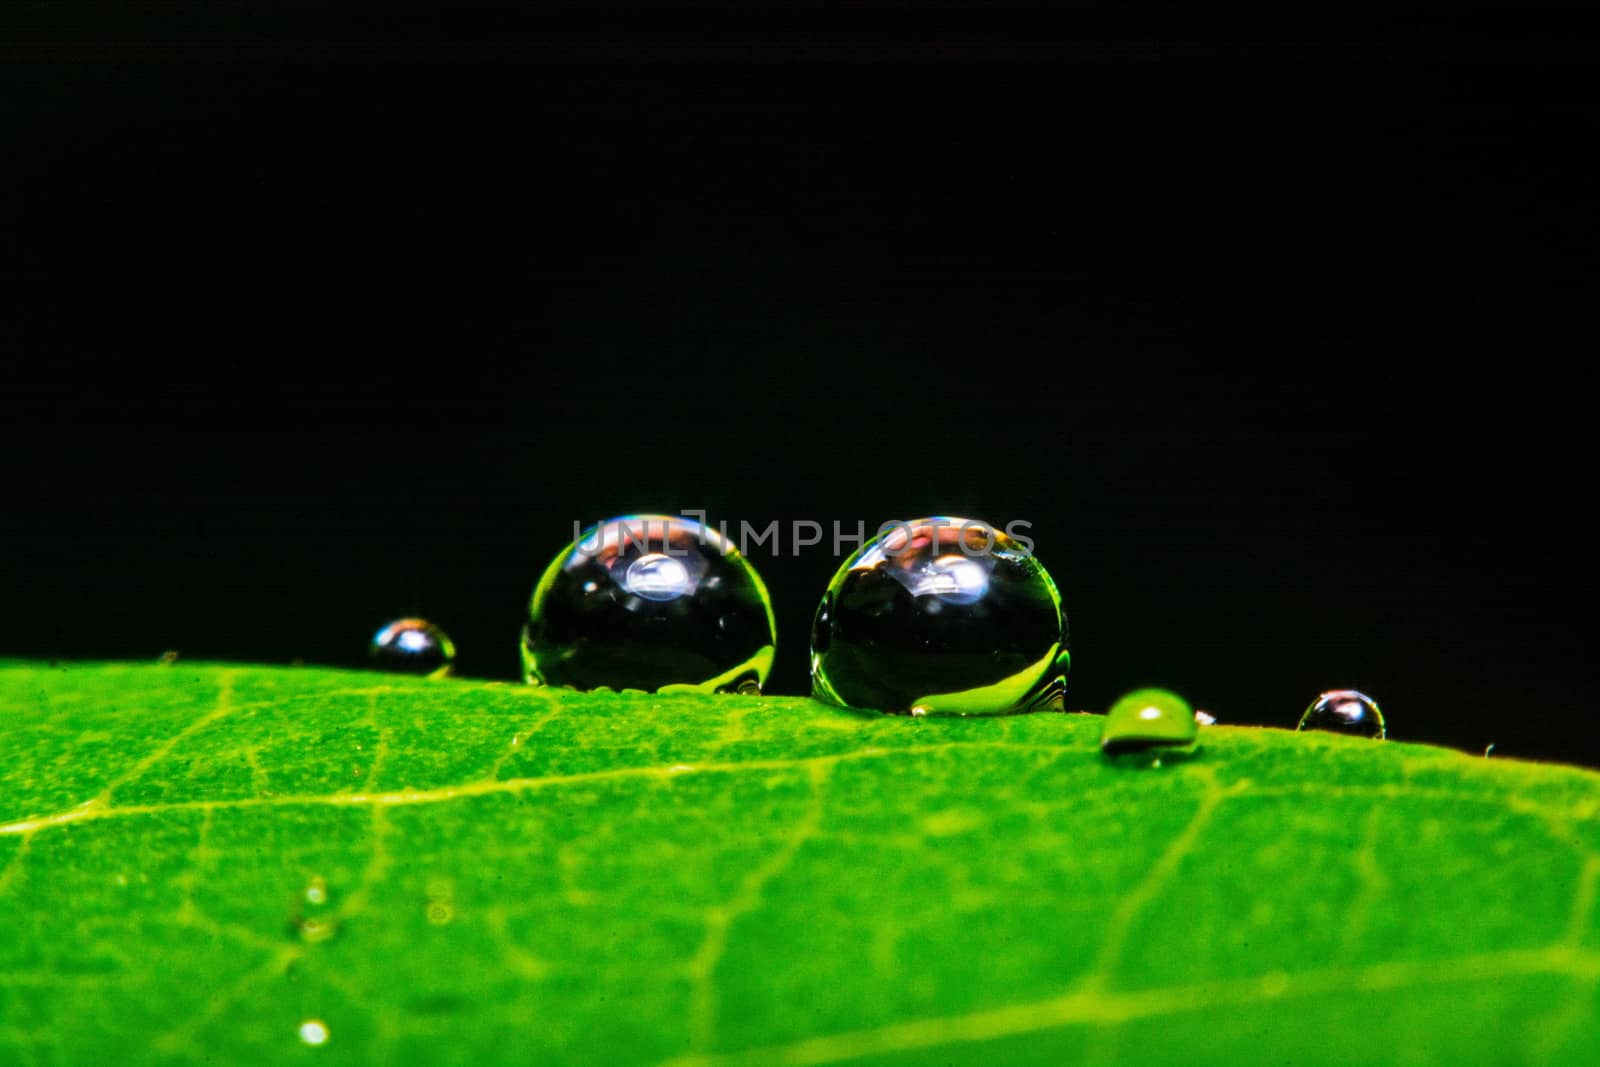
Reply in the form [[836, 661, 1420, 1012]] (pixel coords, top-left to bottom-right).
[[4, 5, 1595, 765]]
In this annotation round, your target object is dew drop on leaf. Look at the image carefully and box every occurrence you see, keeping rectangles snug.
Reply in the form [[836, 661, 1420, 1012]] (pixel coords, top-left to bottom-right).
[[1101, 688, 1199, 759], [521, 515, 776, 695], [424, 876, 455, 924], [1297, 689, 1385, 739], [809, 517, 1068, 715], [293, 875, 338, 942], [297, 1020, 329, 1047], [369, 618, 455, 678]]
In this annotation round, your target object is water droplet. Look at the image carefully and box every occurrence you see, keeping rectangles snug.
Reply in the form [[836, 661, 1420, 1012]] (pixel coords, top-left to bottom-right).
[[1194, 709, 1217, 726], [1101, 689, 1199, 757], [293, 875, 338, 942], [809, 518, 1067, 715], [1297, 689, 1385, 739], [298, 1020, 329, 1046], [521, 515, 776, 695], [423, 875, 456, 924], [370, 618, 455, 677]]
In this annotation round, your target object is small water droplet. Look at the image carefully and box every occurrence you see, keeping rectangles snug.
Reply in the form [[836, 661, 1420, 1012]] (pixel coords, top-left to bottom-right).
[[1485, 742, 1496, 758], [423, 875, 456, 924], [298, 1019, 329, 1046], [1194, 709, 1217, 726], [1101, 689, 1199, 759], [1297, 689, 1385, 739], [293, 876, 338, 942], [522, 515, 775, 695], [370, 617, 456, 677], [809, 518, 1068, 715]]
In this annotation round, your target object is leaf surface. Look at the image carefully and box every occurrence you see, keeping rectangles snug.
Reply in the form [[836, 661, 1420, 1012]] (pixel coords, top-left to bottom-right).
[[2, 662, 1598, 1065]]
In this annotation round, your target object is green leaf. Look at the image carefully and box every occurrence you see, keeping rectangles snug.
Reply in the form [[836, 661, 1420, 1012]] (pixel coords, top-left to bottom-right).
[[2, 662, 1598, 1066]]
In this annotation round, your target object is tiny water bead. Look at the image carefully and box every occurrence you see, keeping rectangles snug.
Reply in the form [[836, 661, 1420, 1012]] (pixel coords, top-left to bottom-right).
[[425, 876, 455, 925], [522, 515, 777, 695], [1298, 689, 1385, 739], [369, 618, 455, 677], [292, 875, 338, 943], [1100, 688, 1199, 756], [298, 1020, 329, 1047], [810, 518, 1068, 716]]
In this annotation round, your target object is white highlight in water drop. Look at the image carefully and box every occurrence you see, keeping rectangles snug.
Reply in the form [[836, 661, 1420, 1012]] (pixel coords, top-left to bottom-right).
[[623, 553, 693, 602], [909, 554, 989, 605], [298, 1020, 329, 1046]]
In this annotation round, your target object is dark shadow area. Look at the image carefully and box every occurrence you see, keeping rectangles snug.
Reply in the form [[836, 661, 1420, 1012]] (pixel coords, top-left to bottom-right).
[[3, 4, 1594, 765]]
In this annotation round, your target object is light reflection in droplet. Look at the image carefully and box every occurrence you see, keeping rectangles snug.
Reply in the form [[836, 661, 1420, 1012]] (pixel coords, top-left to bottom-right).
[[909, 554, 990, 605], [623, 553, 694, 602]]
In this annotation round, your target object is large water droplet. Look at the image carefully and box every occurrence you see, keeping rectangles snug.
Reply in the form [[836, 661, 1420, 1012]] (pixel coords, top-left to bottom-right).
[[370, 618, 455, 677], [521, 515, 776, 695], [1101, 688, 1199, 758], [809, 518, 1068, 715], [1298, 689, 1385, 739]]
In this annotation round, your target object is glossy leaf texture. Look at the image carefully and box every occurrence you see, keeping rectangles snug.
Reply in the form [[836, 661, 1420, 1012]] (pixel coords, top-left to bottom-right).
[[2, 662, 1598, 1066]]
